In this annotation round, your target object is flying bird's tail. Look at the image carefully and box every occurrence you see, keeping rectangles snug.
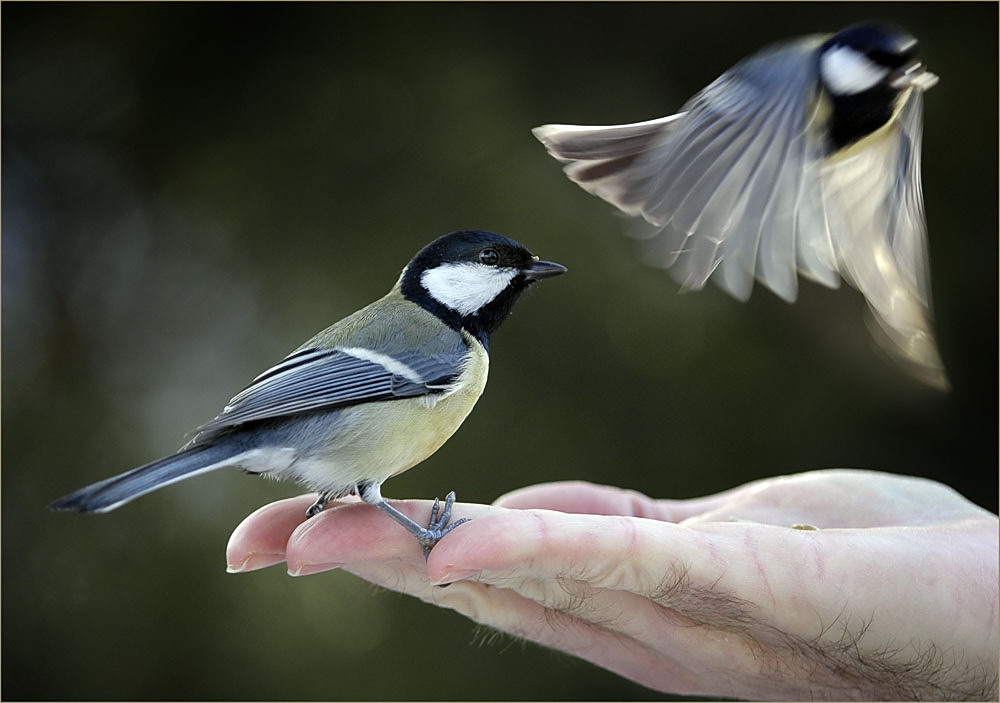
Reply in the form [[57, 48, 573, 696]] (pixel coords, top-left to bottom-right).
[[864, 308, 949, 391], [48, 443, 242, 514]]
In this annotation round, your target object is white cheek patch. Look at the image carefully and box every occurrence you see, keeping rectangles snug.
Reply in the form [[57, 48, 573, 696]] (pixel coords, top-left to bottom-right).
[[420, 262, 519, 316], [820, 45, 890, 95]]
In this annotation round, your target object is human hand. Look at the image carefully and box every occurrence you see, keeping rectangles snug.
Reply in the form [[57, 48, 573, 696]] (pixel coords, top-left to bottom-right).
[[227, 469, 998, 700]]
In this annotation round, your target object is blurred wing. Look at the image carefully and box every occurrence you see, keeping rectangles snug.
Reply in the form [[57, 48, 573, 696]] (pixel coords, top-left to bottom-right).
[[192, 343, 468, 436], [534, 38, 838, 302], [532, 114, 686, 219], [888, 90, 932, 302], [822, 89, 948, 389]]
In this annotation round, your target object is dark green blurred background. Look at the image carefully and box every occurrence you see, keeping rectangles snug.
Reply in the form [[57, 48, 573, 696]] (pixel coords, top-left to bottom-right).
[[3, 2, 996, 700]]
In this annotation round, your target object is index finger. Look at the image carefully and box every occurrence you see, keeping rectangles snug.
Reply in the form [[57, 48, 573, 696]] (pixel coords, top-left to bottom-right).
[[226, 494, 317, 572], [494, 480, 748, 521]]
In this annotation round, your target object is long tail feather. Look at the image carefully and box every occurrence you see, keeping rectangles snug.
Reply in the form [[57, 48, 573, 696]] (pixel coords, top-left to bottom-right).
[[49, 444, 241, 514]]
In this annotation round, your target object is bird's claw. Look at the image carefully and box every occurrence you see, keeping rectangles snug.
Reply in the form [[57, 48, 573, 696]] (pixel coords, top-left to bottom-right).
[[306, 489, 348, 518], [305, 496, 327, 518], [417, 491, 471, 560]]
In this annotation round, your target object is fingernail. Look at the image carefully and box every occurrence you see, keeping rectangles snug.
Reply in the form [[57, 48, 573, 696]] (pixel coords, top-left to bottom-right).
[[227, 552, 285, 573], [287, 561, 344, 577], [431, 567, 481, 585]]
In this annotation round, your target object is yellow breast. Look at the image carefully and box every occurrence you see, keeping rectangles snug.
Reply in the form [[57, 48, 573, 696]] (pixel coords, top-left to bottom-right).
[[307, 332, 489, 488], [392, 330, 489, 476]]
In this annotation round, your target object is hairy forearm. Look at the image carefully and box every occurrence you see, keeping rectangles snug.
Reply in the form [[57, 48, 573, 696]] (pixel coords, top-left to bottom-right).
[[483, 566, 998, 701]]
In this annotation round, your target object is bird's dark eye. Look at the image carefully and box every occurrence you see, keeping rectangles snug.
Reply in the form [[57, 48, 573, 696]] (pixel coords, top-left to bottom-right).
[[479, 248, 500, 265], [867, 48, 910, 70]]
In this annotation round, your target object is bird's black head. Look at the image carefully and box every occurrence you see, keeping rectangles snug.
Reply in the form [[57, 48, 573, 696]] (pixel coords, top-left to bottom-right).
[[818, 22, 935, 151], [825, 23, 919, 72], [400, 230, 566, 348]]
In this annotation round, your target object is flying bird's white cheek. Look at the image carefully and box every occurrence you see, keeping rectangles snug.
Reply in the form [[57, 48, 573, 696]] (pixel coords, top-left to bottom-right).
[[820, 45, 890, 95], [420, 262, 519, 315]]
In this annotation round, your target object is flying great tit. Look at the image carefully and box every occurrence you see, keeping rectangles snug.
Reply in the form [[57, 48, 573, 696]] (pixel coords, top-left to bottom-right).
[[50, 230, 566, 554], [534, 22, 947, 389]]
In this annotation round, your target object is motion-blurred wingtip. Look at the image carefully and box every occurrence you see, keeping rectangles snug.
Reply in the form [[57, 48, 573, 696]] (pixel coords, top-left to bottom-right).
[[531, 123, 555, 142], [47, 495, 85, 513], [863, 310, 951, 391]]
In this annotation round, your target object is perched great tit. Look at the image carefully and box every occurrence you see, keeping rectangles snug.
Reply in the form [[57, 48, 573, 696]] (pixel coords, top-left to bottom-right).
[[50, 230, 566, 554], [534, 22, 947, 389]]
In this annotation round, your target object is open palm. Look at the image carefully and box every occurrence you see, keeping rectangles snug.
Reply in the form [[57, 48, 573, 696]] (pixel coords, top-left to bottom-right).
[[228, 469, 998, 700]]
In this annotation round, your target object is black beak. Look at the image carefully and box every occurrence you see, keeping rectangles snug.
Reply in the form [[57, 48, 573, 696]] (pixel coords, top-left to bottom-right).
[[523, 259, 567, 281]]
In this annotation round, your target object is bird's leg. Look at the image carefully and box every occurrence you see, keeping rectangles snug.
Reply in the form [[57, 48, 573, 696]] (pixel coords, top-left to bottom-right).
[[305, 490, 338, 518], [357, 481, 471, 559]]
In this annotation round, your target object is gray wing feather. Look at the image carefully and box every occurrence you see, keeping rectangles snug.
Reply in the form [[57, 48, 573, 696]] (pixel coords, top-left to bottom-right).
[[536, 39, 833, 302], [666, 42, 827, 301], [193, 343, 468, 435], [535, 39, 946, 387], [535, 115, 685, 218], [534, 115, 684, 161]]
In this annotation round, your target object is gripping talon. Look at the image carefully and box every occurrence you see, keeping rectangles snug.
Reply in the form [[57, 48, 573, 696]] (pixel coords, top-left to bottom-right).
[[418, 492, 471, 559], [432, 492, 454, 530], [358, 482, 472, 559], [306, 488, 351, 518], [305, 493, 330, 518]]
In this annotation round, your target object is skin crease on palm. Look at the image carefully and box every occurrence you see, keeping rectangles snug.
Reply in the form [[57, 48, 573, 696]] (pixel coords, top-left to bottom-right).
[[227, 469, 999, 701]]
